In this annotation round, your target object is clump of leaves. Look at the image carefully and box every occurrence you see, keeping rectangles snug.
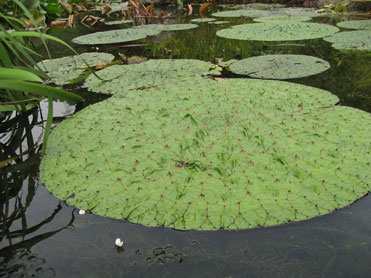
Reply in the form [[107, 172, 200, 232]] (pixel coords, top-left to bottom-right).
[[323, 30, 371, 51], [228, 55, 330, 80], [41, 62, 370, 230], [216, 22, 339, 41], [37, 52, 115, 85]]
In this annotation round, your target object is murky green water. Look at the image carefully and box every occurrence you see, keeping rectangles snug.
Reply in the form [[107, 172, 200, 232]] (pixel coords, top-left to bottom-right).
[[1, 4, 370, 277]]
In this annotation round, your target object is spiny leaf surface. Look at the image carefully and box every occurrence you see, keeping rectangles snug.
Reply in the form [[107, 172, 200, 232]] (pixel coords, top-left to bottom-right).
[[38, 70, 371, 231], [337, 20, 371, 30]]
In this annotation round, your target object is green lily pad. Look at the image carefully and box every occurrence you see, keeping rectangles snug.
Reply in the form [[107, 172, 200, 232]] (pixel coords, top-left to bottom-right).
[[337, 20, 371, 30], [191, 18, 216, 23], [72, 28, 160, 45], [229, 55, 330, 79], [134, 24, 199, 31], [216, 22, 339, 41], [254, 15, 312, 23], [208, 21, 229, 25], [212, 9, 267, 18], [324, 30, 371, 51], [37, 52, 115, 85], [40, 68, 371, 231], [83, 59, 221, 96], [105, 19, 133, 25]]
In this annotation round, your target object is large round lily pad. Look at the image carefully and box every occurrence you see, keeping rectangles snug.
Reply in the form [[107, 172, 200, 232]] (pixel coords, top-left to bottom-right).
[[37, 52, 115, 85], [254, 15, 312, 23], [337, 20, 371, 30], [323, 30, 371, 51], [72, 28, 160, 45], [229, 55, 330, 79], [216, 22, 339, 41], [212, 9, 267, 18], [83, 59, 221, 96], [41, 70, 371, 230]]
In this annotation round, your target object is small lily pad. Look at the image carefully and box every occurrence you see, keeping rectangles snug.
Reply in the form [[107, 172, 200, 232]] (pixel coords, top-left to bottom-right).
[[212, 9, 267, 18], [254, 15, 312, 23], [105, 19, 133, 25], [216, 22, 339, 41], [134, 24, 199, 31], [208, 21, 229, 25], [324, 30, 371, 51], [72, 28, 160, 45], [337, 20, 371, 30], [228, 55, 330, 79], [191, 18, 216, 23], [37, 52, 115, 85], [83, 59, 221, 96]]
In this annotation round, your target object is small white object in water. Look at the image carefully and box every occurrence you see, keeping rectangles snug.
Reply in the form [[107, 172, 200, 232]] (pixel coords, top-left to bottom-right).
[[115, 238, 124, 247], [78, 209, 86, 215]]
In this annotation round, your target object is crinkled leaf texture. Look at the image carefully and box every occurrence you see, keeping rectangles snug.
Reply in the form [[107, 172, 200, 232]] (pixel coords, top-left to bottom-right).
[[254, 15, 312, 23], [229, 55, 330, 79], [212, 9, 267, 18], [324, 30, 371, 51], [216, 22, 339, 41], [37, 52, 115, 85], [40, 62, 370, 230]]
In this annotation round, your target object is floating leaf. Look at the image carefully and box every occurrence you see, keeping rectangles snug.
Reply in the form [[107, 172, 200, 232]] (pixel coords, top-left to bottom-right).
[[254, 15, 312, 23], [72, 27, 161, 45], [83, 59, 221, 96], [216, 22, 339, 41], [105, 19, 133, 25], [39, 60, 370, 231], [208, 21, 229, 25], [336, 20, 371, 30], [323, 30, 371, 51], [212, 9, 267, 18], [228, 55, 330, 80], [191, 18, 216, 23], [37, 52, 115, 85]]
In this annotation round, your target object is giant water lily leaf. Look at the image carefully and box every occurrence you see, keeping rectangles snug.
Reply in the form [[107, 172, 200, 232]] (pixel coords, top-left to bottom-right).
[[216, 22, 339, 41], [72, 28, 161, 45], [38, 70, 371, 231], [212, 9, 267, 18], [337, 20, 371, 30], [134, 24, 199, 31], [37, 52, 115, 85], [83, 59, 221, 96], [254, 15, 312, 23], [323, 30, 371, 51], [228, 55, 330, 79], [105, 19, 133, 25]]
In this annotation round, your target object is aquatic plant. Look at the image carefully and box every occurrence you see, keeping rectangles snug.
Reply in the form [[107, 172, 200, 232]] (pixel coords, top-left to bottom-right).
[[72, 24, 198, 45], [324, 30, 371, 51], [191, 18, 216, 23], [83, 59, 221, 96], [254, 15, 312, 23], [228, 55, 330, 79], [105, 19, 133, 26], [40, 66, 370, 230], [37, 52, 115, 85], [337, 20, 371, 30], [212, 9, 267, 18], [216, 22, 339, 41]]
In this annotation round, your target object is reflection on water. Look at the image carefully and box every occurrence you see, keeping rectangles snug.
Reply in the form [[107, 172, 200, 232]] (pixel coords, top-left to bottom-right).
[[1, 3, 370, 277]]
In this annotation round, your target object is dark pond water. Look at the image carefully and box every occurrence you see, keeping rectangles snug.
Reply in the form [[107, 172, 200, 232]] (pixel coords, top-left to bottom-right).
[[1, 3, 371, 277]]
